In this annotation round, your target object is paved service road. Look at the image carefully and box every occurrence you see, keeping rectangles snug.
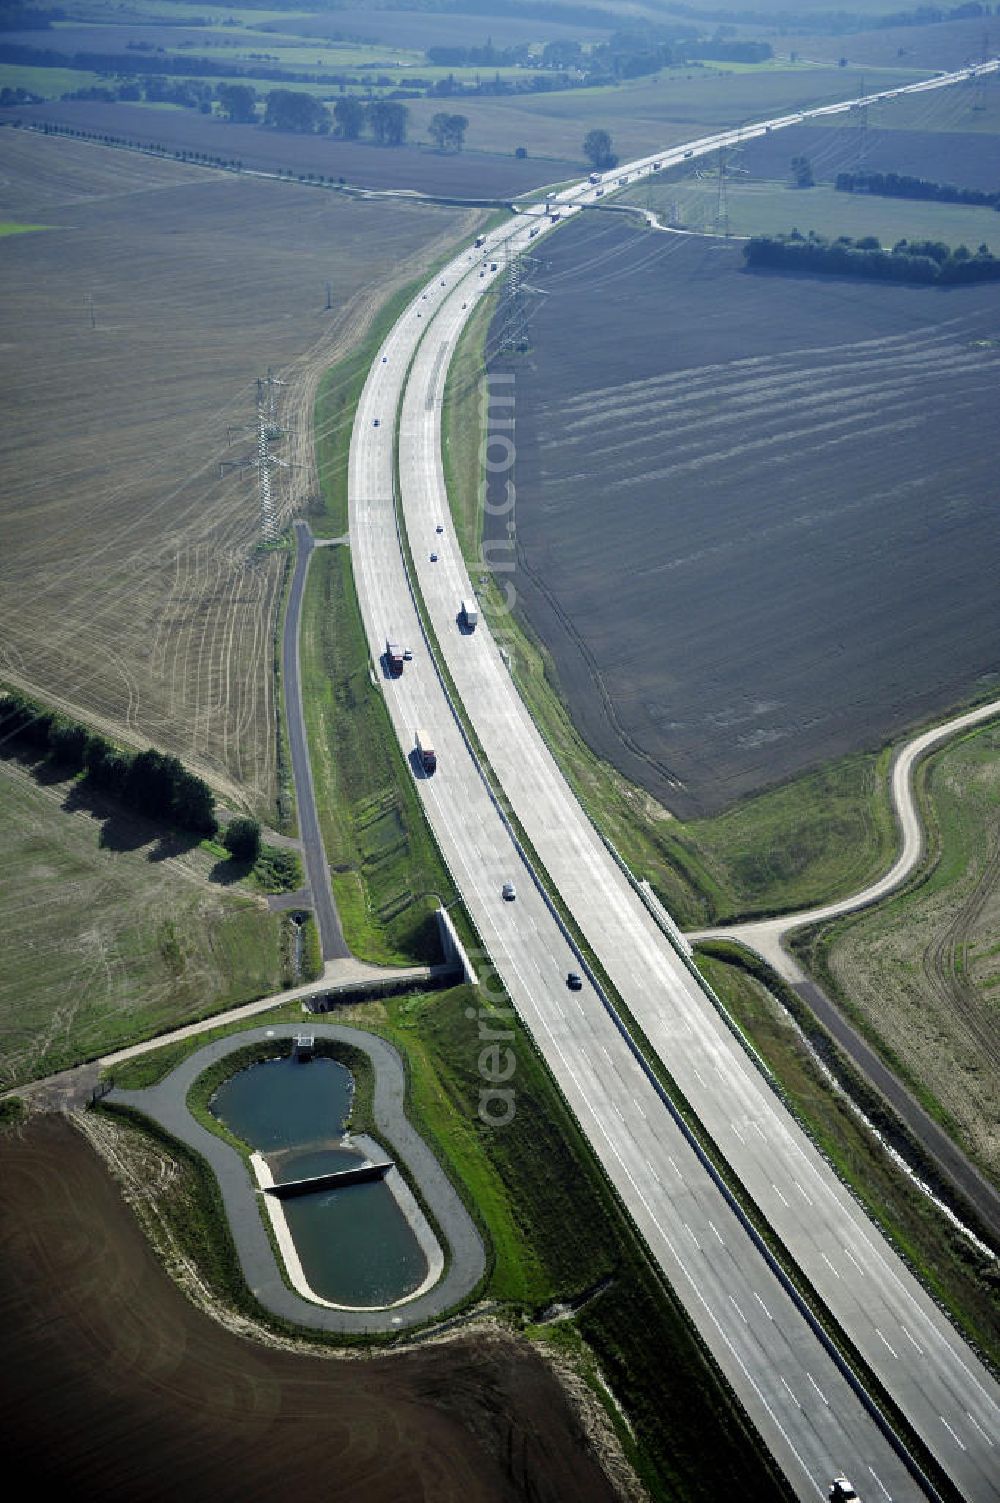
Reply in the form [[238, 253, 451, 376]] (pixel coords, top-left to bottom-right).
[[692, 697, 1000, 975], [346, 62, 1000, 1503], [284, 520, 349, 960], [108, 1025, 485, 1333], [690, 698, 1000, 1243]]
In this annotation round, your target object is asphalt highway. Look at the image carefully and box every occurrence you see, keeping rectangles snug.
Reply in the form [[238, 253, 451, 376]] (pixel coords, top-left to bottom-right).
[[345, 62, 1000, 1503]]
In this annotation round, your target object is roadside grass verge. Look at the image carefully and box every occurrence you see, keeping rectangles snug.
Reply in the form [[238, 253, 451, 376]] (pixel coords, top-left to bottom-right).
[[299, 544, 456, 964], [695, 945, 1000, 1373]]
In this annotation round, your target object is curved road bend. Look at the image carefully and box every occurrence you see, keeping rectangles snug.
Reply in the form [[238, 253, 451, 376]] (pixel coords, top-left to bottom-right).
[[285, 520, 349, 960], [346, 62, 1000, 1503], [107, 1025, 485, 1334], [353, 225, 918, 1501], [689, 698, 1000, 1244]]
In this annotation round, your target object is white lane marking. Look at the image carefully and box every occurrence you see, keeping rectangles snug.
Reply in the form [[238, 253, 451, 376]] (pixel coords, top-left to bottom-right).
[[780, 1375, 800, 1408], [940, 1415, 967, 1451], [693, 1067, 707, 1088], [821, 1252, 841, 1279], [843, 1247, 866, 1277], [729, 1295, 746, 1323], [966, 1412, 993, 1446], [633, 1096, 647, 1121], [807, 1373, 829, 1406], [708, 1220, 724, 1246], [875, 1329, 898, 1360], [613, 1102, 625, 1121], [867, 1465, 892, 1499], [753, 1292, 772, 1321], [772, 1184, 789, 1209], [731, 1122, 746, 1144], [751, 1121, 767, 1141], [684, 1222, 700, 1250], [667, 1156, 682, 1180], [900, 1325, 924, 1356], [793, 1180, 813, 1206]]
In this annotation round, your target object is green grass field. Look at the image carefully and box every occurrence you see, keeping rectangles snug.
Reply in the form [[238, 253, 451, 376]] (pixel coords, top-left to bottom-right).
[[643, 175, 1000, 247], [0, 753, 290, 1089], [0, 63, 104, 98], [0, 222, 50, 236]]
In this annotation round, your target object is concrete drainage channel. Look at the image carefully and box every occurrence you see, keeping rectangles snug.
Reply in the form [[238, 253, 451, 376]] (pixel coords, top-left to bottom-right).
[[107, 1025, 485, 1334]]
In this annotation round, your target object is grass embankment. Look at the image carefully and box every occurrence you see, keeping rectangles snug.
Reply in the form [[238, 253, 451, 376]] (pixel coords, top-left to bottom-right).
[[100, 984, 792, 1502], [792, 720, 1000, 1188], [695, 945, 1000, 1371], [299, 546, 456, 964], [439, 293, 900, 929]]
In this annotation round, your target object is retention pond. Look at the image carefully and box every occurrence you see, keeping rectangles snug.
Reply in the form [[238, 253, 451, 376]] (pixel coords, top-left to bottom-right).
[[210, 1054, 429, 1308]]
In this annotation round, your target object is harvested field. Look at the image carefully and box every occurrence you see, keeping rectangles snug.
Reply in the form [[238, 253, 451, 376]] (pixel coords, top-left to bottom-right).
[[0, 751, 288, 1088], [0, 1113, 622, 1503], [7, 105, 561, 195], [487, 217, 1000, 816], [779, 18, 998, 72], [734, 123, 1000, 195], [404, 62, 918, 163], [0, 129, 480, 811], [821, 721, 1000, 1184]]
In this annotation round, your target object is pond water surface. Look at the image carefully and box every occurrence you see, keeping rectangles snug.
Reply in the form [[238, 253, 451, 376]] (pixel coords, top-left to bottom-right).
[[210, 1054, 428, 1308]]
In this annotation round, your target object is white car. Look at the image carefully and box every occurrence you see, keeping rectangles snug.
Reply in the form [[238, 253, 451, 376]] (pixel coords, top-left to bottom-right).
[[829, 1478, 859, 1503]]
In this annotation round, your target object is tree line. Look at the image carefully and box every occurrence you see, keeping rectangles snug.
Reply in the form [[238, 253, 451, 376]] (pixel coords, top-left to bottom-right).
[[744, 231, 1000, 284], [0, 689, 217, 835], [835, 170, 1000, 210], [262, 89, 409, 142]]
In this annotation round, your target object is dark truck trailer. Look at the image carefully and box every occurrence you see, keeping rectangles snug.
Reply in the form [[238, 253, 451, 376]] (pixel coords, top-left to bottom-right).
[[386, 639, 404, 674]]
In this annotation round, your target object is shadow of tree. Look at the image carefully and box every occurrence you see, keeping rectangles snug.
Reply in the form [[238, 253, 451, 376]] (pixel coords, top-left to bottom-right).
[[210, 855, 253, 887]]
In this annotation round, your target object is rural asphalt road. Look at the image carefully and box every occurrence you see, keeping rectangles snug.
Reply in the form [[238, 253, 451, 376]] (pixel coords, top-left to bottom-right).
[[689, 697, 1000, 1243], [284, 520, 349, 960], [108, 1024, 485, 1334], [345, 62, 1000, 1503]]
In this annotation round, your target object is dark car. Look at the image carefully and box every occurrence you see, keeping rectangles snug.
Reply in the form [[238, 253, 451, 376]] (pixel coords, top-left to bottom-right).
[[567, 972, 583, 991]]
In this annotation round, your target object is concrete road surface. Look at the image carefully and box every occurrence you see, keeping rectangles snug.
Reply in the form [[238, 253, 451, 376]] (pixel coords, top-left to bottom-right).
[[345, 61, 1000, 1503]]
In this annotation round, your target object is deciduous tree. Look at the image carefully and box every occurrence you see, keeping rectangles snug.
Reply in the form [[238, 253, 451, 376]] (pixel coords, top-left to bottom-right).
[[583, 128, 617, 171]]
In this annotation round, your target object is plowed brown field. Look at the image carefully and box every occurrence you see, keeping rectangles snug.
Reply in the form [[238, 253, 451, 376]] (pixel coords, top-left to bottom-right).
[[489, 218, 1000, 817], [0, 129, 480, 812], [0, 1115, 622, 1503]]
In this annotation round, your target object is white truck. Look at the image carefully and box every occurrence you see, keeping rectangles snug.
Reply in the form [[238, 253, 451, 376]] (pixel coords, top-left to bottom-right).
[[460, 599, 478, 630], [415, 728, 436, 774]]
